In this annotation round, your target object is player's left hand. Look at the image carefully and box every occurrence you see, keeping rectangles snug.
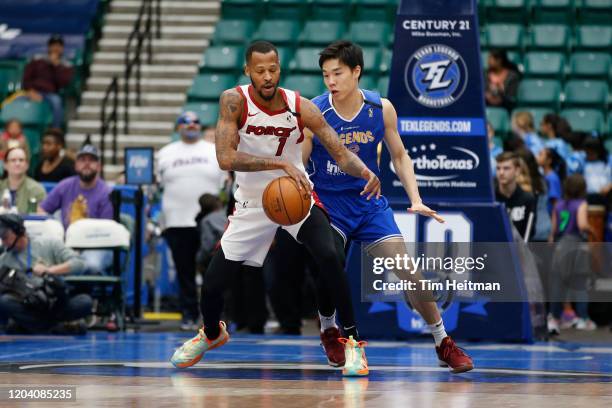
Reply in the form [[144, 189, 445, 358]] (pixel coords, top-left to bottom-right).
[[408, 203, 445, 223], [360, 168, 381, 200]]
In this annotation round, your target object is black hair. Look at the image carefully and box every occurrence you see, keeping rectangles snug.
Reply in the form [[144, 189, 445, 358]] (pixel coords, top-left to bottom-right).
[[0, 214, 26, 237], [318, 40, 364, 79], [545, 148, 567, 181], [42, 128, 65, 147], [583, 137, 607, 162], [488, 48, 519, 73], [195, 193, 222, 224], [48, 34, 64, 46], [563, 174, 587, 200], [245, 41, 278, 64], [516, 148, 546, 195]]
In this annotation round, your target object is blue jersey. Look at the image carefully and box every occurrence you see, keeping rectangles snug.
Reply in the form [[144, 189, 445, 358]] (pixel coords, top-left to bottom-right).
[[309, 89, 385, 193]]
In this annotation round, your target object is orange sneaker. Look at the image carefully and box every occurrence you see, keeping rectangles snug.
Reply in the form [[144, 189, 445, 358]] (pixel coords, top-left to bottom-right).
[[340, 336, 369, 376], [436, 336, 474, 373], [171, 321, 229, 368]]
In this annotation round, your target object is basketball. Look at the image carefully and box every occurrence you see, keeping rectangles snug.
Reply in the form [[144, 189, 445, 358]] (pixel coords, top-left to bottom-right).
[[262, 176, 311, 226]]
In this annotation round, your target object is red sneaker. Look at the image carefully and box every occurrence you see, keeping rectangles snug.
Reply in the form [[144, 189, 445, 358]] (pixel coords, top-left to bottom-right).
[[320, 327, 346, 367], [436, 337, 474, 373]]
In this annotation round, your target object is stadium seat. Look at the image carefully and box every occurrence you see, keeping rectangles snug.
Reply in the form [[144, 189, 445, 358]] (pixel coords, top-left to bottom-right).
[[266, 0, 309, 20], [182, 102, 220, 127], [353, 0, 395, 22], [569, 53, 611, 79], [237, 74, 251, 86], [221, 0, 264, 21], [310, 0, 353, 21], [200, 46, 243, 73], [484, 24, 524, 51], [486, 0, 530, 24], [212, 20, 256, 45], [512, 107, 554, 130], [362, 47, 383, 74], [481, 50, 522, 70], [282, 75, 326, 99], [379, 48, 393, 75], [276, 46, 295, 70], [517, 79, 562, 109], [563, 80, 609, 111], [578, 0, 612, 25], [533, 0, 576, 24], [298, 21, 346, 46], [575, 26, 612, 51], [609, 112, 612, 137], [348, 22, 391, 46], [289, 48, 323, 73], [560, 108, 605, 135], [360, 75, 378, 91], [0, 99, 51, 129], [523, 52, 565, 79], [377, 76, 389, 97], [253, 20, 301, 46], [528, 24, 571, 51], [186, 73, 237, 102], [486, 107, 510, 137]]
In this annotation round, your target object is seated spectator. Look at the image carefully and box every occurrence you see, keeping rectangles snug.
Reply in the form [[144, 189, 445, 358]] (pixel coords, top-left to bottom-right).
[[511, 111, 544, 156], [495, 152, 537, 239], [38, 144, 113, 274], [195, 193, 227, 271], [540, 114, 572, 161], [517, 148, 550, 241], [0, 119, 30, 162], [19, 35, 74, 128], [0, 214, 91, 334], [488, 121, 502, 175], [34, 128, 75, 182], [0, 147, 46, 214], [582, 137, 611, 199], [484, 49, 520, 111]]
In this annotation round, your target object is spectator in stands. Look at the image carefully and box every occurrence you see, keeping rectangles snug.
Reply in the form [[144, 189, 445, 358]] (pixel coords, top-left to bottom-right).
[[0, 119, 30, 163], [495, 152, 537, 239], [34, 128, 75, 182], [0, 147, 46, 214], [517, 148, 549, 241], [195, 193, 226, 271], [38, 144, 113, 274], [21, 35, 74, 128], [548, 174, 597, 333], [511, 111, 543, 156], [537, 148, 565, 214], [485, 49, 520, 111], [582, 137, 611, 200], [157, 111, 228, 331], [488, 121, 502, 175], [0, 214, 92, 334], [540, 114, 572, 161]]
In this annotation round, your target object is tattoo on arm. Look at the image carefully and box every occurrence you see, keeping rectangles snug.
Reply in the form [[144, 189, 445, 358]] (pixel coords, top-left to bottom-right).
[[215, 89, 285, 172]]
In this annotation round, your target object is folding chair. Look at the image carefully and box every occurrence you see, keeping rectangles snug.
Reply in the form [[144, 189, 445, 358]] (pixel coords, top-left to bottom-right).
[[63, 219, 130, 330], [23, 218, 64, 242]]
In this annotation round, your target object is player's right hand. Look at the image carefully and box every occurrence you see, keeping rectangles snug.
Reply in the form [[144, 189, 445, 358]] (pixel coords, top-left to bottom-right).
[[360, 168, 381, 200], [282, 162, 312, 193]]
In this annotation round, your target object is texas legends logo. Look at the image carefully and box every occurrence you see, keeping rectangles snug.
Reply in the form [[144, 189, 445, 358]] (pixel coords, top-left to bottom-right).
[[405, 44, 468, 108]]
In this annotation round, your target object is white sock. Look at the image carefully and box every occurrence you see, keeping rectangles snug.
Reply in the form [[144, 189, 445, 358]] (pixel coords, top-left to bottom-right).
[[319, 310, 338, 332], [428, 319, 447, 347]]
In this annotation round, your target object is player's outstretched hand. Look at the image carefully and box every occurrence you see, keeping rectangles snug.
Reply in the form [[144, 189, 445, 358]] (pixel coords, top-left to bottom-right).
[[408, 203, 445, 223], [360, 168, 381, 200], [282, 162, 312, 193]]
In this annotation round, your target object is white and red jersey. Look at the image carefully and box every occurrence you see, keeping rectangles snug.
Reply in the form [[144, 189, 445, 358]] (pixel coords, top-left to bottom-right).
[[233, 84, 309, 207]]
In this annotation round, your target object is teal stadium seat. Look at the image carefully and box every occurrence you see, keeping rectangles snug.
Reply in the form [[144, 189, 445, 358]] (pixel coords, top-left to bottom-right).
[[485, 24, 524, 51], [517, 79, 562, 109], [187, 73, 237, 102], [237, 74, 251, 86], [289, 48, 323, 73], [281, 75, 326, 99], [266, 0, 309, 20], [575, 26, 612, 51], [221, 0, 264, 21], [362, 47, 383, 75], [523, 52, 565, 79], [486, 107, 510, 137], [578, 0, 612, 25], [310, 0, 353, 21], [481, 50, 522, 70], [528, 24, 571, 52], [486, 0, 530, 24], [348, 22, 391, 47], [200, 46, 243, 73], [563, 80, 609, 111], [182, 102, 220, 127], [512, 107, 554, 130], [379, 48, 393, 75], [253, 20, 301, 46], [360, 75, 378, 91], [213, 20, 256, 45], [0, 99, 51, 130], [299, 21, 346, 46], [353, 0, 395, 22], [533, 0, 575, 24], [560, 108, 605, 135], [377, 76, 389, 97], [276, 46, 295, 70], [569, 53, 611, 79], [608, 112, 612, 138]]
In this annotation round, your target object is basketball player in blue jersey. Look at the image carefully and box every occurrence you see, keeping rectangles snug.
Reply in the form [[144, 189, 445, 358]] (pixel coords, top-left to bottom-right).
[[303, 41, 474, 373]]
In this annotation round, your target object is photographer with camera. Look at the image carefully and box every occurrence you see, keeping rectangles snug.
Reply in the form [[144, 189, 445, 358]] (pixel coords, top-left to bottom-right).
[[0, 214, 92, 333]]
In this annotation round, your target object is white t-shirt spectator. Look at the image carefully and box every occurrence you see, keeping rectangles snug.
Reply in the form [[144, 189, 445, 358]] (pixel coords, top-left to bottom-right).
[[157, 140, 226, 228]]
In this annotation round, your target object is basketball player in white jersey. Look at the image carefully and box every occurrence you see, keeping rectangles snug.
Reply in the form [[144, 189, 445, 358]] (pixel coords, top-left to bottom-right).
[[171, 41, 378, 376]]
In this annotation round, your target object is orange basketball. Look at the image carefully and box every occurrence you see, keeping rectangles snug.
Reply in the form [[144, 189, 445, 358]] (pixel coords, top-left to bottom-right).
[[262, 176, 311, 226]]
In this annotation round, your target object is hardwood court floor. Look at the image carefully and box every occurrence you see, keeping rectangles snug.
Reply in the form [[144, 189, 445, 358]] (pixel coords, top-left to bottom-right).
[[0, 332, 611, 407]]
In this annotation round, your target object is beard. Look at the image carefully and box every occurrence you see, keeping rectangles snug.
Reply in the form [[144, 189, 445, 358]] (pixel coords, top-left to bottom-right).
[[251, 78, 277, 101], [78, 171, 96, 183]]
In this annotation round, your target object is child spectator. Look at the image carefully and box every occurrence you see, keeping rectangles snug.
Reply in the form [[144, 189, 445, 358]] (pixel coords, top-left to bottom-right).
[[511, 111, 544, 156], [0, 119, 30, 162]]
